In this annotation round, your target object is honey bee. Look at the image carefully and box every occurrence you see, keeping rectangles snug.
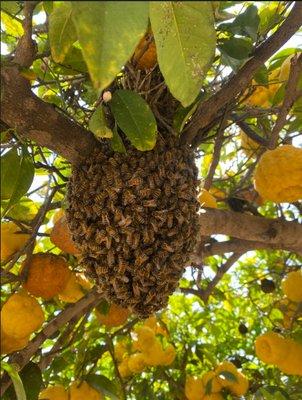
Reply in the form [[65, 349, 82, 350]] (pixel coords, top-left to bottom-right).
[[105, 236, 112, 249], [152, 188, 161, 199], [132, 283, 140, 297], [135, 214, 145, 225], [95, 230, 106, 244], [118, 216, 132, 228], [101, 212, 110, 225], [127, 177, 142, 187], [107, 249, 115, 266], [118, 258, 129, 274], [130, 232, 140, 249], [108, 157, 118, 167], [143, 199, 157, 208], [139, 188, 151, 198], [123, 190, 136, 205], [134, 252, 148, 267], [143, 229, 154, 244], [96, 265, 108, 275], [162, 242, 174, 253], [167, 213, 174, 228]]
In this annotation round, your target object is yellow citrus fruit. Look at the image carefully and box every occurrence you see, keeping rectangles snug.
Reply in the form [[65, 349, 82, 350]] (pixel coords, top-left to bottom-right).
[[118, 357, 132, 378], [96, 303, 129, 328], [198, 189, 218, 208], [240, 130, 260, 157], [143, 315, 168, 337], [1, 222, 30, 262], [201, 371, 222, 393], [114, 341, 128, 362], [58, 273, 85, 303], [21, 253, 71, 300], [39, 385, 68, 400], [281, 270, 302, 303], [277, 339, 302, 376], [0, 328, 29, 355], [255, 331, 289, 365], [69, 381, 102, 400], [52, 209, 65, 224], [203, 393, 224, 400], [128, 352, 146, 373], [185, 376, 205, 400], [227, 370, 249, 396], [133, 30, 157, 70], [215, 361, 238, 387], [134, 326, 156, 352], [141, 340, 165, 366], [209, 187, 226, 200], [160, 344, 176, 366], [1, 290, 44, 339], [50, 215, 79, 255], [254, 145, 302, 203]]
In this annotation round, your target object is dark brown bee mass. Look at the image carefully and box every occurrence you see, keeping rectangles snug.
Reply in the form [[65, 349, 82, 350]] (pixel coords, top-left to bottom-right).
[[66, 135, 200, 317]]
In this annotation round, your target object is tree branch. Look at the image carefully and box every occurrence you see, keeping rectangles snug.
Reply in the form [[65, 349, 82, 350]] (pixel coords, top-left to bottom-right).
[[181, 2, 302, 146], [268, 53, 302, 149], [197, 209, 302, 255]]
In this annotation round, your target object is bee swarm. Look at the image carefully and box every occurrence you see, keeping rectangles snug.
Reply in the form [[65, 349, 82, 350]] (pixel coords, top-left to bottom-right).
[[66, 136, 199, 317]]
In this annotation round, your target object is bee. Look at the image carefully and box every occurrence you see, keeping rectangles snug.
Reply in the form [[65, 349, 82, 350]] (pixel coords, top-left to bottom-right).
[[118, 216, 132, 228], [134, 252, 148, 267], [139, 188, 151, 198], [95, 230, 106, 244], [107, 249, 115, 266], [162, 242, 174, 253], [130, 232, 140, 249], [123, 190, 136, 205], [101, 212, 110, 225], [117, 258, 129, 274], [149, 176, 156, 189], [150, 219, 159, 233], [96, 265, 108, 275], [132, 283, 140, 297], [142, 229, 153, 244], [106, 188, 118, 201], [153, 174, 162, 186], [135, 214, 145, 225], [113, 209, 124, 223], [105, 236, 112, 250], [143, 199, 157, 208], [127, 177, 142, 187], [108, 157, 118, 167]]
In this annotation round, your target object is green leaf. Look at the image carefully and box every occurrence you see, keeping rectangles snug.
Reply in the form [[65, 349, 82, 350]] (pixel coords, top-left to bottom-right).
[[89, 106, 113, 139], [258, 3, 284, 36], [0, 1, 21, 14], [1, 362, 27, 400], [219, 37, 253, 60], [1, 11, 23, 36], [111, 126, 126, 153], [86, 374, 120, 400], [110, 90, 157, 151], [49, 2, 77, 63], [150, 1, 215, 107], [71, 1, 149, 90], [220, 5, 259, 41], [6, 197, 38, 222], [1, 147, 35, 215]]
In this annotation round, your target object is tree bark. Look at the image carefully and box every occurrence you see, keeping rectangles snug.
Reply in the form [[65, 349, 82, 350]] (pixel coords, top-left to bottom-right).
[[1, 66, 100, 164], [197, 209, 302, 256]]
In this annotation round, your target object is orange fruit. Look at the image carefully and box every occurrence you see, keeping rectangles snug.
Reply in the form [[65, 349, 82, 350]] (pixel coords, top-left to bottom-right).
[[133, 30, 157, 70], [21, 253, 71, 299], [50, 215, 79, 255], [96, 303, 130, 328]]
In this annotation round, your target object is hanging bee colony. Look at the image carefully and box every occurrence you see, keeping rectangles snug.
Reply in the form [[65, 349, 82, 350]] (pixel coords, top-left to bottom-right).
[[66, 39, 200, 318]]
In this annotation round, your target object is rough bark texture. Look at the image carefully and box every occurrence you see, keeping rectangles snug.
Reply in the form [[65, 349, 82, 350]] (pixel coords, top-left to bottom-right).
[[197, 209, 302, 256], [1, 67, 100, 164]]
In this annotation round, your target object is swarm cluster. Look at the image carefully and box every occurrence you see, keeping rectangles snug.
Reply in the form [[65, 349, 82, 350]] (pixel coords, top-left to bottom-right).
[[66, 135, 199, 317]]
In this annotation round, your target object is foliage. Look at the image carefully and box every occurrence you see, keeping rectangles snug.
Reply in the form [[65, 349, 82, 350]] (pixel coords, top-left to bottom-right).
[[1, 1, 301, 400]]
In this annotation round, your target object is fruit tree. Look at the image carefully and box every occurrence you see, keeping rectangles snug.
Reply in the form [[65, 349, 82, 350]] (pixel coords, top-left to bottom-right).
[[1, 1, 302, 399]]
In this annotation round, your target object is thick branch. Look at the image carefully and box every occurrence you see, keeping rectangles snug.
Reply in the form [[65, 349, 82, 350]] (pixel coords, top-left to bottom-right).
[[1, 67, 100, 164], [182, 2, 302, 145], [198, 209, 302, 255]]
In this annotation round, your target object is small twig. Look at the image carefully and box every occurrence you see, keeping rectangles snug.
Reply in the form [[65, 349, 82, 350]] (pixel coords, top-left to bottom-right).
[[203, 109, 230, 190], [231, 113, 268, 146], [268, 53, 302, 149]]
